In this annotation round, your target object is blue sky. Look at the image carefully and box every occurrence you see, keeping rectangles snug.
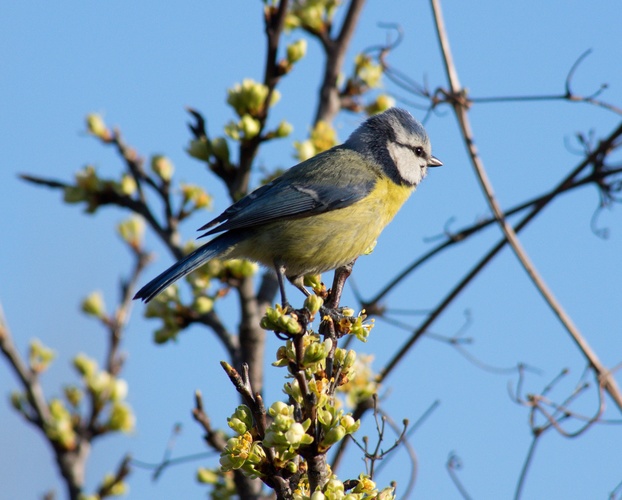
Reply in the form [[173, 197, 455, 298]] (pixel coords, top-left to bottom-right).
[[2, 1, 622, 498]]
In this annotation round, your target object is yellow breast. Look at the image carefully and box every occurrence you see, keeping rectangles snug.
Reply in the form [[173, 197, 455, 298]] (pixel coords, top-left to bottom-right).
[[232, 178, 414, 277]]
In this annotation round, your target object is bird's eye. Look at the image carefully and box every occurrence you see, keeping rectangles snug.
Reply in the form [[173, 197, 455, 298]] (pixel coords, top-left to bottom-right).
[[414, 147, 424, 157]]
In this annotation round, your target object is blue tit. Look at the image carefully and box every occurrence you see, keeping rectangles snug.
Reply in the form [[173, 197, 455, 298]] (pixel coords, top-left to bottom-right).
[[134, 107, 441, 307]]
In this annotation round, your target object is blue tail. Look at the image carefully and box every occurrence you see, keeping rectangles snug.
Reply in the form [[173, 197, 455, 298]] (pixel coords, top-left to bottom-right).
[[134, 232, 241, 303]]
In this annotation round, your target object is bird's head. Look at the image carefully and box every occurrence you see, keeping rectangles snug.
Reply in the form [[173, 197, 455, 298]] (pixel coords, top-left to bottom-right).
[[345, 107, 442, 187]]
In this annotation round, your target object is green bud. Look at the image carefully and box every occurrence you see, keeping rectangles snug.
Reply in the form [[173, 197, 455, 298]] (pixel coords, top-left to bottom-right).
[[239, 114, 261, 139], [101, 473, 128, 496], [269, 401, 291, 417], [63, 186, 85, 204], [154, 325, 179, 344], [75, 165, 100, 192], [117, 216, 145, 250], [180, 183, 212, 210], [377, 486, 396, 500], [187, 138, 211, 161], [110, 378, 128, 402], [64, 385, 83, 407], [343, 349, 357, 369], [355, 54, 383, 88], [107, 401, 135, 432], [248, 441, 267, 464], [304, 294, 323, 315], [275, 120, 293, 138], [282, 315, 302, 335], [293, 139, 315, 161], [210, 137, 230, 163], [303, 338, 331, 366], [197, 467, 218, 484], [323, 425, 346, 446], [118, 174, 137, 196], [317, 408, 333, 427], [151, 155, 174, 182], [47, 399, 76, 449], [224, 121, 240, 141], [86, 113, 111, 141], [286, 39, 307, 64], [81, 291, 106, 319], [10, 391, 24, 411], [303, 273, 322, 290], [227, 79, 267, 117], [341, 414, 360, 434], [285, 422, 313, 446], [365, 94, 396, 115], [87, 370, 113, 397], [228, 405, 253, 434], [342, 308, 355, 317], [224, 259, 258, 279], [260, 306, 302, 334], [194, 296, 214, 314], [73, 353, 98, 377], [28, 339, 56, 373]]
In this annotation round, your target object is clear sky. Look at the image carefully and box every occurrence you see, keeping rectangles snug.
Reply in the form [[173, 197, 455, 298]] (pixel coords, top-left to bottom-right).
[[2, 1, 622, 499]]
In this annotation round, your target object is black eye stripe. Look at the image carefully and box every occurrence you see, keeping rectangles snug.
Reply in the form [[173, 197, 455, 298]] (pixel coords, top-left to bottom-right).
[[396, 141, 424, 157]]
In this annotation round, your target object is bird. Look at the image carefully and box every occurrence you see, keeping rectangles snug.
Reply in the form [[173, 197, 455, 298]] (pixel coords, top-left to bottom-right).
[[134, 108, 441, 308]]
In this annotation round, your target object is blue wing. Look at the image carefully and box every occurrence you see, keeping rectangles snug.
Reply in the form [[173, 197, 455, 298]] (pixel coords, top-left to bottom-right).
[[199, 147, 377, 237]]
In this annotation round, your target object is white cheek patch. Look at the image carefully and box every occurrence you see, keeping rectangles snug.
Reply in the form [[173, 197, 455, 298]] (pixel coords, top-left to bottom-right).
[[387, 141, 427, 186]]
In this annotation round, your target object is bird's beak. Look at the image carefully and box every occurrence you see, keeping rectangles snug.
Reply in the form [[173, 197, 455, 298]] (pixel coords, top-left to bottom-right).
[[428, 156, 443, 167]]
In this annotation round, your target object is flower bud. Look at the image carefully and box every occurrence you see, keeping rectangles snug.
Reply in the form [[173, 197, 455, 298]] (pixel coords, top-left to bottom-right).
[[187, 138, 211, 161], [63, 186, 85, 204], [275, 120, 293, 138], [239, 114, 261, 139], [197, 467, 218, 484], [365, 94, 396, 115], [343, 349, 357, 369], [304, 294, 323, 315], [81, 291, 106, 319], [101, 474, 128, 496], [210, 137, 230, 163], [28, 339, 56, 373], [110, 378, 128, 402], [286, 39, 307, 64], [194, 296, 214, 314], [151, 155, 174, 182], [323, 425, 346, 446], [107, 401, 135, 432], [73, 353, 98, 378], [341, 414, 360, 434], [117, 216, 145, 250], [86, 113, 111, 141], [118, 174, 137, 196]]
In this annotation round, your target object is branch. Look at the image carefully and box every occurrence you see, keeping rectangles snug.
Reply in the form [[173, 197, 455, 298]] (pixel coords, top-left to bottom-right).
[[365, 163, 622, 307], [430, 0, 622, 412], [314, 0, 367, 124], [377, 117, 622, 386], [0, 306, 52, 427]]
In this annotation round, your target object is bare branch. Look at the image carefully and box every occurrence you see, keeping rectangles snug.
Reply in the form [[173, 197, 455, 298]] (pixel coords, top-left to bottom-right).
[[314, 0, 367, 123], [430, 0, 622, 412], [0, 306, 52, 426], [446, 453, 473, 500], [514, 437, 539, 500]]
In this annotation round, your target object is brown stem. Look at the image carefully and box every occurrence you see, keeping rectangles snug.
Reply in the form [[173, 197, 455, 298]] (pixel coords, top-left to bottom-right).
[[430, 0, 622, 412], [314, 0, 367, 124]]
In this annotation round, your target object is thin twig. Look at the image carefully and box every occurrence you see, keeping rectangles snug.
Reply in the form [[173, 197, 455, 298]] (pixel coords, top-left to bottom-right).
[[514, 436, 539, 500], [430, 0, 622, 412], [446, 453, 473, 500]]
